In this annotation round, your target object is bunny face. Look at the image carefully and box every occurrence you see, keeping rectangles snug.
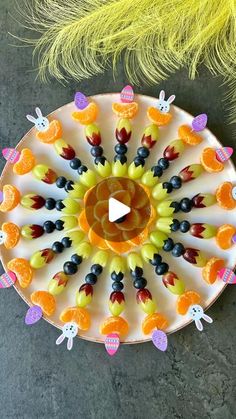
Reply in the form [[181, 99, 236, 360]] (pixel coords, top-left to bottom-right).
[[157, 90, 175, 113], [62, 322, 78, 338], [26, 107, 50, 132], [0, 230, 6, 245], [188, 304, 204, 321]]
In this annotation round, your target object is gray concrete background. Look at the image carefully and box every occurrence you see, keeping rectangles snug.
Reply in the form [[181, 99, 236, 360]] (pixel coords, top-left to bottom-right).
[[0, 1, 235, 418]]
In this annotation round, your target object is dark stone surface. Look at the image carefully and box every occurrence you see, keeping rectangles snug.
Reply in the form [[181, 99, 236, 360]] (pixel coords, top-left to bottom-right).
[[0, 1, 235, 418]]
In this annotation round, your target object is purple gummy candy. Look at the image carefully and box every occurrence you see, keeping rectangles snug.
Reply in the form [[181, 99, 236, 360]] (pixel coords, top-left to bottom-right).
[[0, 190, 3, 203], [74, 92, 89, 110], [192, 114, 208, 132], [152, 329, 168, 352], [25, 305, 43, 325]]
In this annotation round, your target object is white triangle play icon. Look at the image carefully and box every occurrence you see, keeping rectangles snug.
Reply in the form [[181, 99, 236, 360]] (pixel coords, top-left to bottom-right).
[[108, 198, 131, 222]]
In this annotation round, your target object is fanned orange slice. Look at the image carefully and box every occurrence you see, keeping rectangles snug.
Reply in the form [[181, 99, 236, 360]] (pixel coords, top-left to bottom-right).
[[31, 291, 56, 316], [216, 182, 236, 210], [200, 148, 224, 173], [142, 313, 169, 335], [60, 306, 91, 330], [2, 222, 20, 249], [216, 224, 236, 249], [88, 224, 109, 249], [78, 209, 90, 233], [178, 125, 202, 145], [176, 291, 201, 315], [147, 107, 172, 126], [112, 102, 138, 119], [0, 185, 21, 212], [100, 316, 129, 336], [202, 257, 225, 284], [7, 258, 33, 288], [106, 239, 134, 254], [36, 120, 62, 144], [72, 102, 99, 125], [13, 148, 36, 175], [110, 190, 131, 207], [94, 200, 108, 220]]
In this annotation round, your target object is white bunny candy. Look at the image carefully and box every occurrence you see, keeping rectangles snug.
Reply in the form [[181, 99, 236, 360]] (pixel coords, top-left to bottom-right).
[[26, 107, 50, 132], [188, 304, 213, 332], [56, 322, 78, 350], [0, 230, 6, 245], [157, 90, 175, 113]]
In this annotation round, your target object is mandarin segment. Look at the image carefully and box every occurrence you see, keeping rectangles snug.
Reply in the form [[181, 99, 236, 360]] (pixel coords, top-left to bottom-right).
[[7, 258, 33, 288], [216, 182, 236, 210], [60, 306, 91, 330], [36, 120, 62, 144], [178, 124, 202, 145], [31, 291, 56, 316], [112, 102, 138, 119], [216, 224, 236, 249], [142, 313, 169, 335], [147, 107, 172, 126], [100, 316, 129, 336], [13, 148, 36, 175], [72, 102, 99, 125], [2, 222, 20, 249], [202, 257, 225, 284], [176, 291, 201, 315], [200, 147, 224, 173], [0, 185, 21, 212]]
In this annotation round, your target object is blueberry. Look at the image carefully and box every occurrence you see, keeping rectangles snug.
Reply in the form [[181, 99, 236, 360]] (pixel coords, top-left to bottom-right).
[[61, 237, 72, 248], [158, 158, 169, 170], [180, 220, 190, 233], [155, 263, 169, 275], [170, 201, 180, 213], [170, 219, 180, 232], [52, 241, 64, 253], [180, 198, 193, 213], [131, 267, 143, 278], [111, 271, 124, 282], [137, 146, 150, 159], [163, 182, 173, 193], [172, 243, 185, 257], [90, 146, 103, 157], [151, 165, 163, 178], [114, 215, 126, 223], [56, 200, 64, 211], [163, 238, 174, 251], [91, 264, 103, 276], [63, 261, 78, 275], [78, 165, 88, 175], [134, 156, 145, 167], [43, 220, 55, 233], [150, 254, 162, 266], [71, 254, 83, 265], [70, 158, 81, 170], [114, 154, 127, 164], [55, 219, 64, 231], [94, 156, 106, 166], [45, 198, 56, 210], [112, 281, 124, 291], [133, 277, 147, 289], [65, 180, 74, 192], [56, 176, 67, 188], [170, 175, 182, 189], [85, 273, 97, 285], [115, 144, 127, 155]]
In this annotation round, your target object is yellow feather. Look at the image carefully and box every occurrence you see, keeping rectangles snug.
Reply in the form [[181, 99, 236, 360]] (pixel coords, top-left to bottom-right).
[[14, 0, 236, 121]]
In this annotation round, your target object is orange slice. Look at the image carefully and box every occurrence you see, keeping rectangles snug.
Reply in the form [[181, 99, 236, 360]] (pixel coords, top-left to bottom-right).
[[0, 185, 21, 212], [202, 257, 225, 284], [31, 291, 56, 316], [142, 313, 169, 335], [101, 214, 120, 238], [126, 227, 149, 246], [13, 148, 36, 175], [216, 182, 236, 210], [88, 224, 109, 249], [176, 291, 201, 315], [78, 209, 90, 233], [110, 190, 131, 207], [112, 102, 138, 119], [84, 187, 96, 206], [60, 306, 91, 330], [216, 224, 236, 249], [94, 200, 108, 220], [2, 222, 20, 249], [105, 239, 134, 254], [36, 120, 62, 144], [96, 181, 110, 200], [147, 107, 172, 126], [72, 102, 99, 125], [100, 316, 129, 336], [7, 258, 33, 288], [178, 125, 202, 145], [200, 148, 224, 173]]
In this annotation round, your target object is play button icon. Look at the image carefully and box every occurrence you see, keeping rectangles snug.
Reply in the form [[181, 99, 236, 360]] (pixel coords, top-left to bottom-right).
[[108, 198, 131, 222]]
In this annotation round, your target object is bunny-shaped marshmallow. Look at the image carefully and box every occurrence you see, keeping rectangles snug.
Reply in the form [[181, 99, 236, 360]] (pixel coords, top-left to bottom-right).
[[157, 90, 175, 113], [56, 322, 78, 350], [188, 304, 213, 331], [0, 230, 6, 245], [26, 107, 50, 132]]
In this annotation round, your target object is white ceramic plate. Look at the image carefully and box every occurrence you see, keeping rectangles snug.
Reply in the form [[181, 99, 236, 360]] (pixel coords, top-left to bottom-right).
[[0, 93, 236, 344]]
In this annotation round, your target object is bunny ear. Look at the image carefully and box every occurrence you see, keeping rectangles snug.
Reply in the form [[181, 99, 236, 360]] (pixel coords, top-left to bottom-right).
[[202, 314, 213, 324], [56, 333, 66, 345], [35, 107, 43, 117], [67, 337, 74, 351], [195, 319, 203, 331], [26, 114, 36, 123], [159, 90, 165, 100], [167, 95, 176, 104]]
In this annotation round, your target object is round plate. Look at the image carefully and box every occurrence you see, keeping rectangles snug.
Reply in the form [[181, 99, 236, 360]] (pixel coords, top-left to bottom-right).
[[0, 93, 236, 344]]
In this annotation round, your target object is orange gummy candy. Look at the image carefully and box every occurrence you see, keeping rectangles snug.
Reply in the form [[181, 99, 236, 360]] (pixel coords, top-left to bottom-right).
[[2, 222, 20, 249], [142, 313, 169, 335], [216, 224, 236, 249], [176, 291, 201, 315], [31, 291, 56, 316], [7, 258, 33, 288], [36, 120, 62, 144], [200, 147, 224, 173], [13, 148, 36, 175], [216, 182, 236, 210], [112, 102, 138, 119], [60, 306, 90, 330], [100, 316, 129, 336], [147, 107, 172, 126], [202, 257, 225, 284], [0, 185, 21, 212], [178, 125, 202, 145], [72, 102, 99, 125]]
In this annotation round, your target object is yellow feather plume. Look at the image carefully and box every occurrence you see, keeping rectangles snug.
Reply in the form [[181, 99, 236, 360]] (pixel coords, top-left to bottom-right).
[[15, 0, 236, 121]]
